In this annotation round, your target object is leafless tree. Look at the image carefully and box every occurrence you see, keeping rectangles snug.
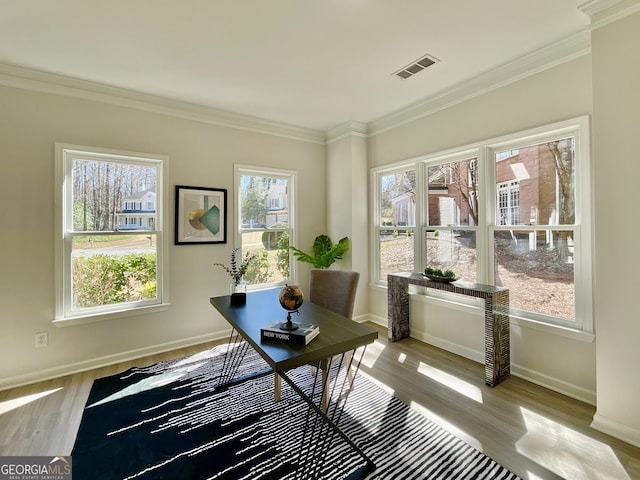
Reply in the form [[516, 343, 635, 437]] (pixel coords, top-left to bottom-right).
[[73, 160, 156, 232]]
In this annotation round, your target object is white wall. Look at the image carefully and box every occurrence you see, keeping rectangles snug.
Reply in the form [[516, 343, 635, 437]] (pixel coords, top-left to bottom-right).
[[0, 85, 326, 388], [366, 55, 598, 404], [591, 9, 640, 447], [326, 127, 369, 318]]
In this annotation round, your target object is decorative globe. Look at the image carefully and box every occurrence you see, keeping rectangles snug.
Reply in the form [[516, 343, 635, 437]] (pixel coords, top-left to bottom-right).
[[279, 284, 304, 312]]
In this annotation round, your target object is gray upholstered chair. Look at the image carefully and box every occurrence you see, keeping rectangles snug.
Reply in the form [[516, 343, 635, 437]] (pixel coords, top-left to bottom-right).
[[274, 269, 360, 408], [308, 268, 360, 320]]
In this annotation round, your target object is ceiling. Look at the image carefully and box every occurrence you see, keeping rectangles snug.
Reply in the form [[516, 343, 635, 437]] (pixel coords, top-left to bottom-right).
[[0, 0, 591, 133]]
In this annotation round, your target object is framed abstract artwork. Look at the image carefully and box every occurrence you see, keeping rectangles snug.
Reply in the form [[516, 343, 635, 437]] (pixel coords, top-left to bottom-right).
[[175, 185, 227, 244]]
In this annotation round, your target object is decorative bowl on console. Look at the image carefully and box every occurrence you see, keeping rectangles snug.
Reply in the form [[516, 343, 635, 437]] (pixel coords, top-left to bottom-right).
[[423, 274, 458, 283], [423, 267, 458, 283]]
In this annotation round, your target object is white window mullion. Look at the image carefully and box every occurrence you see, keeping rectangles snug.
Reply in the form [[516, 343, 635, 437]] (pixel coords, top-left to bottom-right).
[[477, 147, 492, 285], [413, 161, 426, 274]]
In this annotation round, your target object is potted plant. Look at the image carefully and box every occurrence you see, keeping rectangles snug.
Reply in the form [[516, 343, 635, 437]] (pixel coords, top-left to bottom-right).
[[213, 248, 257, 305], [289, 234, 349, 269]]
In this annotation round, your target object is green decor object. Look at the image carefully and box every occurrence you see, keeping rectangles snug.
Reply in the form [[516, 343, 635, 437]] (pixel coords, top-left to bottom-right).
[[289, 234, 349, 269], [423, 266, 458, 283], [199, 205, 220, 235]]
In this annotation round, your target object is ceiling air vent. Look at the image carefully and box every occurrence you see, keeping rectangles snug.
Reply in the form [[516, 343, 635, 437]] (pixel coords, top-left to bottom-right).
[[393, 54, 439, 80]]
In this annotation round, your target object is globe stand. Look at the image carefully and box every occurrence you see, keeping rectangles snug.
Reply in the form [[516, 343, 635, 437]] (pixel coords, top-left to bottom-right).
[[279, 310, 300, 331]]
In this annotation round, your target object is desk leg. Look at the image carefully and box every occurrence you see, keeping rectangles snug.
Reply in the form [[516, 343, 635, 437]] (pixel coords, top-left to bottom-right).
[[388, 275, 410, 341], [216, 328, 251, 387], [274, 373, 281, 402], [320, 358, 331, 412], [485, 290, 510, 387], [282, 347, 375, 479]]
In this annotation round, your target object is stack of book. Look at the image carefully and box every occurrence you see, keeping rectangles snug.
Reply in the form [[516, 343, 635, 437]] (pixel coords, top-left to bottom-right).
[[260, 321, 320, 345]]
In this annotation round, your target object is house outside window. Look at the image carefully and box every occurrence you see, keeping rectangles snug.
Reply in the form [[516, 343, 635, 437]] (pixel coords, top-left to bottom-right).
[[235, 165, 295, 287], [55, 144, 168, 325], [116, 189, 156, 231], [372, 116, 592, 332]]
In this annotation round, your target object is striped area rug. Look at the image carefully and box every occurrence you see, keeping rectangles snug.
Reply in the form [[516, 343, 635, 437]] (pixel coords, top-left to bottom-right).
[[72, 343, 521, 480]]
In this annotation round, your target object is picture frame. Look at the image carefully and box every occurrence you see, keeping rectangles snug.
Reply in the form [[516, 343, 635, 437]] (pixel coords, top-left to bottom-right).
[[175, 185, 227, 245]]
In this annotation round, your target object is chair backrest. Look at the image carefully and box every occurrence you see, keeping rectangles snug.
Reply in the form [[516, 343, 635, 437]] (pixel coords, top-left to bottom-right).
[[309, 269, 360, 319]]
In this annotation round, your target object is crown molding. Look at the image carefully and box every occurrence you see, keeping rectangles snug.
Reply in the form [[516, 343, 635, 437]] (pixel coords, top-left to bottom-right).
[[0, 24, 601, 145], [579, 0, 640, 29], [0, 62, 326, 144], [326, 121, 369, 144], [368, 29, 591, 137], [579, 0, 625, 16]]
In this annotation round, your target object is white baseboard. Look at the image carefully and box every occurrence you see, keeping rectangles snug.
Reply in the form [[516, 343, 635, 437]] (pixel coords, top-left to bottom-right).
[[414, 328, 596, 405], [359, 313, 387, 327], [0, 329, 230, 392], [359, 316, 596, 406], [591, 412, 640, 448], [510, 363, 596, 405]]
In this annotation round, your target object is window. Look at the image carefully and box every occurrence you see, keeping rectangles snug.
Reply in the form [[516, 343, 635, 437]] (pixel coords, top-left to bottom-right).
[[372, 116, 592, 332], [374, 167, 416, 281], [497, 181, 520, 225], [55, 144, 168, 325], [491, 135, 583, 326], [235, 165, 295, 288], [425, 155, 479, 283]]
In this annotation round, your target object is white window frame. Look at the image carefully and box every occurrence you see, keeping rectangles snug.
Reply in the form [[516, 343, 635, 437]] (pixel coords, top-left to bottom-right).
[[371, 116, 593, 333], [371, 163, 420, 283], [420, 149, 485, 302], [54, 143, 170, 326], [235, 164, 297, 289]]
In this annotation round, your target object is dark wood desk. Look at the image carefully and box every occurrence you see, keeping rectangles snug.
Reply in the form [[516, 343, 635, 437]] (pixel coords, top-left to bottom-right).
[[210, 288, 378, 478], [210, 288, 378, 373]]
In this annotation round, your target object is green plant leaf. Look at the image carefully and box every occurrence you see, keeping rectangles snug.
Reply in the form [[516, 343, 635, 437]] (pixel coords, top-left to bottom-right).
[[290, 235, 349, 268], [289, 246, 316, 265], [312, 235, 333, 258]]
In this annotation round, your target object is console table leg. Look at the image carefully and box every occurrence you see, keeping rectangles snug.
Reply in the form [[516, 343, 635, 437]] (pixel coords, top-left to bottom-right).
[[388, 275, 410, 341], [485, 290, 510, 386]]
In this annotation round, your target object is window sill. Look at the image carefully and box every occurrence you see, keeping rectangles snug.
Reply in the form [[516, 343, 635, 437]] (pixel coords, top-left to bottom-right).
[[53, 303, 171, 327]]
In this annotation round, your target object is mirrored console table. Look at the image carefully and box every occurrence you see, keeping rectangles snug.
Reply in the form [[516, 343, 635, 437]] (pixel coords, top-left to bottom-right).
[[387, 272, 510, 387]]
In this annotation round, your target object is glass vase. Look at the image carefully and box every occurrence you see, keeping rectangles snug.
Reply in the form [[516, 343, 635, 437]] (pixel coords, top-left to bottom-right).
[[230, 278, 247, 306]]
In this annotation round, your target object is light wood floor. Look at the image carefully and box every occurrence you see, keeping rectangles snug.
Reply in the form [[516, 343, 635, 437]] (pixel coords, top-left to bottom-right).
[[1, 323, 639, 480]]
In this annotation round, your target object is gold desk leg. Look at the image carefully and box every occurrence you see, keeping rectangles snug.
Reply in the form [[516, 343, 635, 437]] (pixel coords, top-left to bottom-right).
[[274, 373, 281, 402]]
